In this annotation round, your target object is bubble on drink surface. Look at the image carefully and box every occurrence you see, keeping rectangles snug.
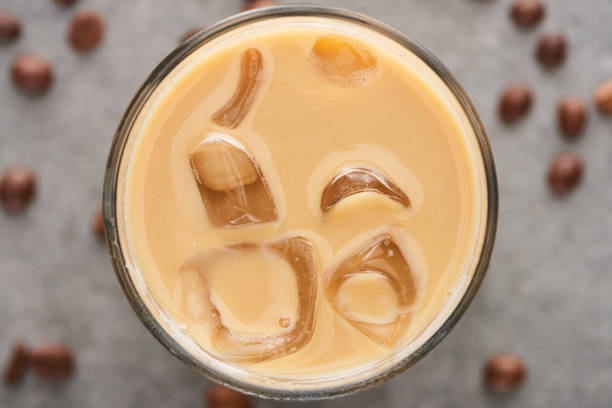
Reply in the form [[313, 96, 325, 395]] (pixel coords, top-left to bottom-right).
[[310, 36, 379, 86], [320, 168, 410, 213], [189, 134, 277, 228], [278, 315, 291, 329], [325, 233, 418, 347], [178, 236, 318, 363]]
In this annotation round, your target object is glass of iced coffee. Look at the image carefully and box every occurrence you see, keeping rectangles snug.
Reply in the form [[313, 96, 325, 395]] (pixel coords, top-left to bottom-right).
[[103, 5, 497, 400]]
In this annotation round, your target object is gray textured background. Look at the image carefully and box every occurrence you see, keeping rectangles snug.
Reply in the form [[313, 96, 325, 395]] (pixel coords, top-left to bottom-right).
[[1, 0, 611, 407]]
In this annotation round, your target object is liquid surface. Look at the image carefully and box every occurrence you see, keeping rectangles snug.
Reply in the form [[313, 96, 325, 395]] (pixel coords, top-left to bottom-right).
[[124, 23, 481, 378]]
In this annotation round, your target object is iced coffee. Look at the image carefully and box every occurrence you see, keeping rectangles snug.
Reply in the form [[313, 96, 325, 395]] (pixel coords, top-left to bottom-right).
[[121, 17, 487, 380]]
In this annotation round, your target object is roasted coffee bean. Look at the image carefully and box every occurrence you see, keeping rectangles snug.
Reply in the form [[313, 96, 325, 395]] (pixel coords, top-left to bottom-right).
[[68, 9, 105, 52], [3, 342, 29, 386], [244, 0, 277, 11], [30, 344, 75, 380], [54, 0, 78, 6], [483, 353, 527, 393], [536, 33, 567, 68], [548, 152, 583, 194], [0, 10, 21, 43], [594, 79, 612, 115], [11, 54, 53, 94], [498, 84, 533, 124], [510, 0, 545, 28], [0, 165, 36, 212], [181, 26, 204, 43], [92, 205, 105, 239], [207, 385, 251, 408], [558, 97, 587, 138]]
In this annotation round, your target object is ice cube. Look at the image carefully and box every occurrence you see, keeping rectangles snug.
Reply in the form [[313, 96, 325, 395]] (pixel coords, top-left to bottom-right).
[[310, 36, 379, 85], [325, 234, 417, 347], [212, 48, 263, 128], [320, 168, 410, 213], [190, 136, 276, 227], [179, 236, 318, 363]]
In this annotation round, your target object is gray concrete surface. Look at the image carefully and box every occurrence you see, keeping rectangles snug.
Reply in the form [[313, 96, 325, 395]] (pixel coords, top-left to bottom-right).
[[1, 0, 611, 407]]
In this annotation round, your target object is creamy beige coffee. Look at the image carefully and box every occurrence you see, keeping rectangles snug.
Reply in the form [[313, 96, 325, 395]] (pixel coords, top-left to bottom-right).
[[121, 18, 485, 379]]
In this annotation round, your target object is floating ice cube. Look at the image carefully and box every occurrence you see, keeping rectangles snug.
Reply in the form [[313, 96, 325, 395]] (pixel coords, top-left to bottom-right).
[[325, 233, 417, 347], [320, 168, 410, 213], [212, 48, 263, 128], [190, 135, 276, 228], [178, 236, 318, 363], [310, 36, 379, 86]]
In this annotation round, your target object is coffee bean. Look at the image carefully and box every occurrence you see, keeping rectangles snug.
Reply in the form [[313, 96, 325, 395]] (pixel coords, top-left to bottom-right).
[[510, 0, 545, 28], [181, 26, 204, 43], [594, 79, 612, 115], [0, 166, 36, 213], [30, 344, 75, 380], [3, 342, 29, 386], [536, 33, 567, 68], [92, 205, 105, 239], [0, 10, 21, 43], [483, 353, 527, 393], [498, 84, 533, 124], [548, 152, 583, 194], [68, 9, 105, 52], [558, 97, 587, 138], [54, 0, 78, 7], [243, 0, 277, 11], [207, 385, 251, 408], [11, 54, 54, 94]]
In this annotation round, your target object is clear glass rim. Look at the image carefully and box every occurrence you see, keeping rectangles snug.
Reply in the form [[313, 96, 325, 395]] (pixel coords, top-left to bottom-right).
[[103, 4, 498, 401]]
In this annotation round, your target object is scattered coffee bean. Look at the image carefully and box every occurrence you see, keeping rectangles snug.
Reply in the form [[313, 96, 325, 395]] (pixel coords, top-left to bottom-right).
[[11, 54, 54, 94], [3, 342, 29, 386], [54, 0, 79, 7], [181, 26, 204, 43], [68, 9, 105, 52], [30, 344, 75, 380], [483, 353, 527, 393], [244, 0, 277, 11], [0, 10, 21, 43], [510, 0, 545, 28], [0, 166, 36, 213], [207, 385, 251, 408], [558, 97, 587, 138], [594, 79, 612, 115], [536, 33, 567, 68], [548, 152, 583, 194], [92, 205, 105, 239], [498, 84, 533, 124]]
